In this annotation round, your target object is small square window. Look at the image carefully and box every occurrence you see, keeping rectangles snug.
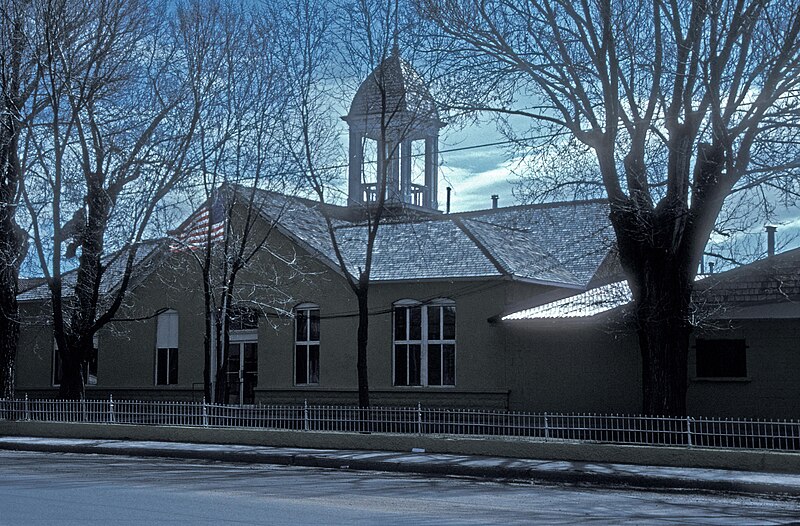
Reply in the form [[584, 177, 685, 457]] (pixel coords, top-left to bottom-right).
[[696, 339, 747, 378]]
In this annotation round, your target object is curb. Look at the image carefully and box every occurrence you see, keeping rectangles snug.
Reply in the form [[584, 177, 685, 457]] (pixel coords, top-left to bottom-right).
[[1, 439, 798, 497]]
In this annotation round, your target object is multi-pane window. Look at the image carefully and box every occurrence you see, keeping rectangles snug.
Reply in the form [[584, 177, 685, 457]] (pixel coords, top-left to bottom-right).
[[696, 339, 747, 378], [53, 339, 98, 387], [228, 307, 259, 331], [394, 299, 455, 387], [295, 303, 320, 385], [155, 310, 179, 385]]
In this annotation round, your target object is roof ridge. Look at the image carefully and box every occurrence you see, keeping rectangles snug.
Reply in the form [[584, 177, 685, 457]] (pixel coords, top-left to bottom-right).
[[451, 217, 511, 277], [700, 246, 800, 282], [451, 197, 609, 218]]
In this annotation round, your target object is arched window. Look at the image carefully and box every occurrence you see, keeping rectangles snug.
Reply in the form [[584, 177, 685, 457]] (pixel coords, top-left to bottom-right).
[[295, 303, 320, 385], [155, 310, 179, 385], [393, 299, 455, 387]]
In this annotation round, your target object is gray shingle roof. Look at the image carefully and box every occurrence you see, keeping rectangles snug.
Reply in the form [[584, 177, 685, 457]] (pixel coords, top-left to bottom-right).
[[503, 280, 631, 320], [242, 186, 615, 286], [461, 219, 582, 285], [337, 220, 501, 281], [699, 248, 800, 305], [18, 240, 166, 302], [458, 200, 614, 285], [502, 247, 800, 321]]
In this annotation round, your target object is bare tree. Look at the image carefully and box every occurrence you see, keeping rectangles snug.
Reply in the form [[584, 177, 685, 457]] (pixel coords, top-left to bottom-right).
[[20, 0, 200, 399], [169, 0, 297, 404], [417, 0, 800, 414], [0, 0, 37, 398], [280, 0, 442, 408], [0, 0, 38, 398]]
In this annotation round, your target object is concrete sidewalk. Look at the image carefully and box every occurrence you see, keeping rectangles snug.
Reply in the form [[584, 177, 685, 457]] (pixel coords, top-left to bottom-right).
[[2, 435, 799, 497]]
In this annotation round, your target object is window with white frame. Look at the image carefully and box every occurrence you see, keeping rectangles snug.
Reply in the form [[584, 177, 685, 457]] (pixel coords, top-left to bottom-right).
[[393, 299, 456, 387], [155, 310, 179, 385], [295, 303, 320, 385], [53, 336, 98, 387]]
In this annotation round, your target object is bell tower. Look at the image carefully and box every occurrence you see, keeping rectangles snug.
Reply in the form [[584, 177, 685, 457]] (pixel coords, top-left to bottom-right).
[[342, 50, 445, 212]]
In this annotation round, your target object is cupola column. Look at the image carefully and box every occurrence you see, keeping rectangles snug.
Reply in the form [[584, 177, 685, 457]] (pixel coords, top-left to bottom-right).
[[400, 139, 412, 204], [348, 129, 364, 205], [386, 140, 401, 202], [424, 134, 438, 209]]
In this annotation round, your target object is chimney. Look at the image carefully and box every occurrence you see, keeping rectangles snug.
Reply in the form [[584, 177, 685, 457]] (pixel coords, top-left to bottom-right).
[[491, 195, 499, 209], [708, 261, 715, 274], [446, 187, 451, 214], [766, 225, 777, 257]]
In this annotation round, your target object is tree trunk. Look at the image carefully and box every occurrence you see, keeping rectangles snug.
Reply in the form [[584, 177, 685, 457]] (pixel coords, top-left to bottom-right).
[[58, 346, 85, 400], [0, 313, 17, 399], [623, 242, 693, 416], [356, 289, 370, 408], [202, 267, 213, 403], [611, 197, 696, 416], [635, 296, 691, 416], [0, 224, 22, 400]]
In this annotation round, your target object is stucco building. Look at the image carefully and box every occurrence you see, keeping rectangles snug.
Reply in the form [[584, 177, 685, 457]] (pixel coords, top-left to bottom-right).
[[13, 51, 799, 418]]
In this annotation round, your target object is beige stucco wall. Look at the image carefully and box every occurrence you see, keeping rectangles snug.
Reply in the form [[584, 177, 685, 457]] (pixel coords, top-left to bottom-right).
[[504, 316, 800, 418], [504, 319, 642, 413], [16, 302, 54, 391], [687, 320, 800, 418], [15, 217, 550, 409]]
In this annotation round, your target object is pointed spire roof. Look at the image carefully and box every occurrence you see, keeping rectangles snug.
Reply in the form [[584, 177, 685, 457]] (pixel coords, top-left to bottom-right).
[[346, 52, 440, 125]]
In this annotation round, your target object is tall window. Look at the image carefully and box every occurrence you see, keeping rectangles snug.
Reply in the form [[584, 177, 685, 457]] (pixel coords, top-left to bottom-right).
[[156, 310, 179, 385], [295, 303, 320, 385], [394, 299, 456, 387], [53, 337, 98, 387]]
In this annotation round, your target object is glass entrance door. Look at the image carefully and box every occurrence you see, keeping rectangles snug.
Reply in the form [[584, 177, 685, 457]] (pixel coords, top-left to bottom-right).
[[226, 341, 257, 405]]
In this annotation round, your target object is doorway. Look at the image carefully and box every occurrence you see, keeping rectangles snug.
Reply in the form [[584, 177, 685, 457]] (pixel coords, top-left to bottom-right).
[[226, 340, 257, 405]]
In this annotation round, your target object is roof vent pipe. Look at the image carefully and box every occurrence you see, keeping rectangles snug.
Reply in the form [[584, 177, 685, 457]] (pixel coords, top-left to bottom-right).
[[491, 195, 499, 209], [766, 225, 777, 257], [446, 187, 451, 214]]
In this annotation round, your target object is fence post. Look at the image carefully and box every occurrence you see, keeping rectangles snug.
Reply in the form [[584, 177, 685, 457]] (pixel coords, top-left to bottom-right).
[[24, 394, 29, 421], [417, 403, 422, 435], [81, 398, 87, 422], [109, 394, 115, 424], [303, 399, 309, 431], [686, 416, 693, 447], [544, 412, 550, 440], [202, 398, 209, 427]]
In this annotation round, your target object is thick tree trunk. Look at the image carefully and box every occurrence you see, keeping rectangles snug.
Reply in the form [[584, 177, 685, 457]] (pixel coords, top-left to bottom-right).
[[611, 197, 697, 416], [58, 344, 86, 400], [0, 312, 17, 399], [356, 289, 370, 408], [0, 150, 22, 399], [0, 222, 22, 400], [635, 290, 691, 416], [620, 237, 694, 416]]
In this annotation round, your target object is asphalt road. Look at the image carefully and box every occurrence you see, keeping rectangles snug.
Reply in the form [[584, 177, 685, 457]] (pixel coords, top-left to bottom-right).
[[0, 450, 798, 525]]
